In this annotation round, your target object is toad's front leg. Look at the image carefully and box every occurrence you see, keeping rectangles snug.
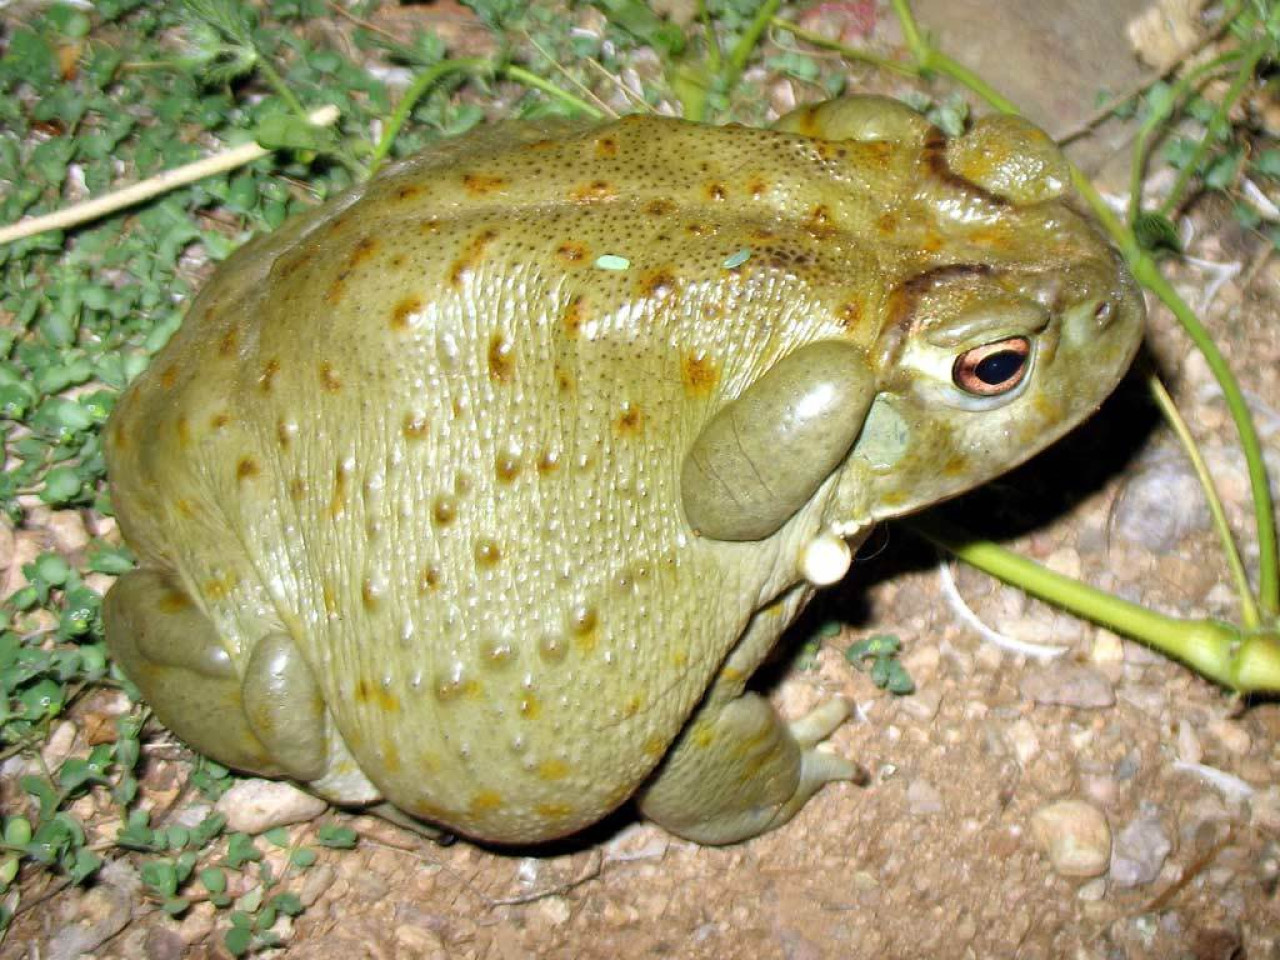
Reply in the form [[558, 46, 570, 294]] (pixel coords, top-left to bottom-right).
[[637, 584, 859, 845]]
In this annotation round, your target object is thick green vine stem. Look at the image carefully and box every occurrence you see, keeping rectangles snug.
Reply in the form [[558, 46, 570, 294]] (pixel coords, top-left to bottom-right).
[[913, 516, 1280, 695]]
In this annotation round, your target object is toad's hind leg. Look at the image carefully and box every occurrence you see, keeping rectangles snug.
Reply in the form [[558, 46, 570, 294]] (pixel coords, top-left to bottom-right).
[[104, 569, 327, 781], [637, 586, 860, 845]]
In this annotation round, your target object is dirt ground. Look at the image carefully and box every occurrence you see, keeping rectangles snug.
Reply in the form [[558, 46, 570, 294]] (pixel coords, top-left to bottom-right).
[[6, 2, 1280, 958]]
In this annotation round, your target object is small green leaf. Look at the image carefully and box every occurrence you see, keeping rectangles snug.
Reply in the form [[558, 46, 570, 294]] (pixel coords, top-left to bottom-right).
[[289, 847, 317, 868], [70, 847, 102, 884], [225, 832, 262, 868], [200, 867, 228, 894], [315, 825, 357, 849], [225, 924, 252, 957], [142, 860, 179, 897], [271, 891, 304, 916]]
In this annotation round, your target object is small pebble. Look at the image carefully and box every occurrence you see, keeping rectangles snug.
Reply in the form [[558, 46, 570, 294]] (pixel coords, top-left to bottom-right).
[[1207, 718, 1252, 756], [177, 902, 216, 946], [47, 509, 90, 554], [1177, 719, 1203, 765], [1077, 877, 1108, 902], [214, 779, 328, 834], [907, 778, 945, 816], [143, 926, 184, 960], [1005, 717, 1041, 769], [900, 689, 941, 722], [1030, 799, 1112, 878], [1110, 817, 1172, 888], [1020, 664, 1115, 709], [1251, 786, 1280, 835], [299, 863, 337, 907]]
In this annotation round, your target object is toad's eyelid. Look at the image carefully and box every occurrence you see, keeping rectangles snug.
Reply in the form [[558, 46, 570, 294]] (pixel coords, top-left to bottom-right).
[[923, 300, 1051, 349]]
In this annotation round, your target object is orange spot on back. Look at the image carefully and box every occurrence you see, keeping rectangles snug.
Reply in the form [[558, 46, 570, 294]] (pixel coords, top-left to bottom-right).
[[329, 461, 350, 517], [346, 236, 379, 268], [235, 457, 260, 482], [319, 362, 342, 393], [448, 229, 497, 286], [681, 351, 720, 394], [636, 267, 677, 300], [535, 801, 575, 819], [570, 180, 616, 204], [537, 758, 570, 781], [616, 403, 644, 436], [390, 296, 424, 331], [469, 790, 504, 814], [258, 358, 280, 392], [488, 333, 515, 382], [838, 300, 863, 329], [561, 295, 585, 338], [495, 452, 521, 484], [475, 539, 502, 568], [402, 411, 428, 440], [555, 242, 587, 265], [418, 565, 441, 592], [461, 172, 508, 195]]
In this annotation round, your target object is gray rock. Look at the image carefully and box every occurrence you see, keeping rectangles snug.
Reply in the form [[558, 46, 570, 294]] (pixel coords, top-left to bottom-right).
[[1031, 799, 1112, 878], [1110, 459, 1211, 551], [214, 778, 328, 834], [1020, 664, 1116, 709], [1110, 817, 1172, 888]]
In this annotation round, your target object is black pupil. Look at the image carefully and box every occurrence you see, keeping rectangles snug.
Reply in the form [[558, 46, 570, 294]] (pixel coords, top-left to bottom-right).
[[974, 349, 1025, 385]]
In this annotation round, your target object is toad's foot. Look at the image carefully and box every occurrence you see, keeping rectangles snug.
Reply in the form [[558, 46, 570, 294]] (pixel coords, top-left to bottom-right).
[[637, 694, 859, 845]]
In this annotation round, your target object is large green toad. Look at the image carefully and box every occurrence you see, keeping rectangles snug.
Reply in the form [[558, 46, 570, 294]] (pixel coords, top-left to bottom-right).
[[104, 97, 1143, 845]]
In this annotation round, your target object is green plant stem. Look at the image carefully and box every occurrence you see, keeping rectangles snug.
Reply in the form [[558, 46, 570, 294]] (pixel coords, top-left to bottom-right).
[[255, 57, 308, 121], [888, 0, 1016, 113], [1128, 49, 1243, 224], [912, 515, 1280, 693], [768, 18, 918, 77], [726, 0, 783, 88], [369, 58, 494, 174], [504, 65, 607, 119], [698, 0, 723, 75], [1148, 375, 1261, 630], [1157, 39, 1268, 218]]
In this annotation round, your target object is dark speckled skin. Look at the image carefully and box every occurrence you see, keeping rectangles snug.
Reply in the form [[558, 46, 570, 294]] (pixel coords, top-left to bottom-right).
[[103, 98, 1143, 845]]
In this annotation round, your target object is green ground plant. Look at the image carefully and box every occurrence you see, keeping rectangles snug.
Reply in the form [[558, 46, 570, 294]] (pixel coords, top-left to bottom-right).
[[0, 0, 1276, 952]]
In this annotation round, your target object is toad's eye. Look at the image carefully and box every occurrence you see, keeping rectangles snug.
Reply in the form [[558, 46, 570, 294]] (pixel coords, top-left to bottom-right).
[[952, 337, 1031, 396]]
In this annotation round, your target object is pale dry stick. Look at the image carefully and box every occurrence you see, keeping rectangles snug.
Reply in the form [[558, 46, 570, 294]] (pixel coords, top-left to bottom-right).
[[0, 105, 341, 247]]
